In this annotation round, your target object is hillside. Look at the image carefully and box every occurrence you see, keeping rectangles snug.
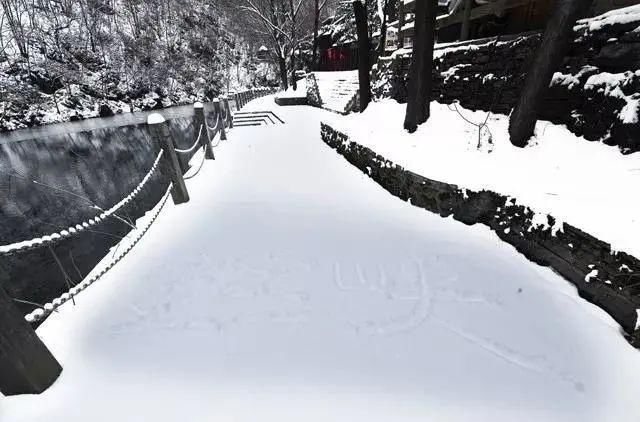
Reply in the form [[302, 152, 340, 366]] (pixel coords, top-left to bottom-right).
[[0, 0, 277, 132]]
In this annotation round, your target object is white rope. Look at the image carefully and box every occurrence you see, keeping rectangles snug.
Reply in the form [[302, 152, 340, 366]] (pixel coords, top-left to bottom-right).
[[175, 124, 203, 155], [183, 147, 207, 180], [207, 113, 221, 133], [24, 184, 173, 323], [0, 150, 164, 256], [210, 133, 222, 148]]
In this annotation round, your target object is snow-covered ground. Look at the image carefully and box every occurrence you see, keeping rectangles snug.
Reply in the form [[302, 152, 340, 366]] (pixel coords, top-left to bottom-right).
[[276, 77, 308, 99], [2, 98, 640, 421], [326, 99, 640, 259]]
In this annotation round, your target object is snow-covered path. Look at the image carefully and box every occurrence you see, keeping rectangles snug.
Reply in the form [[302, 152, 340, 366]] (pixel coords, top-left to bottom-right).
[[2, 98, 640, 421]]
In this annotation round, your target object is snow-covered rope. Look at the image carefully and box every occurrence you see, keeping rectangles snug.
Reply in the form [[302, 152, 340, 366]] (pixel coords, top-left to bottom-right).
[[221, 104, 231, 127], [210, 134, 222, 149], [24, 184, 173, 323], [0, 150, 164, 257], [174, 125, 204, 155], [184, 147, 207, 181], [206, 113, 221, 133]]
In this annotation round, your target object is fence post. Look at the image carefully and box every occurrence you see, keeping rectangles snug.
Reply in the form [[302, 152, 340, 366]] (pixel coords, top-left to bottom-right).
[[229, 91, 236, 112], [234, 92, 241, 111], [148, 113, 189, 205], [223, 96, 233, 129], [214, 99, 227, 141], [194, 102, 214, 160], [0, 287, 62, 396]]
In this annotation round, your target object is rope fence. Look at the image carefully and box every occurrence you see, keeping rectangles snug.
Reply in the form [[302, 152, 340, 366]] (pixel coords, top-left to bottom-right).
[[0, 86, 277, 396], [175, 124, 204, 155], [0, 150, 164, 257], [24, 184, 173, 324]]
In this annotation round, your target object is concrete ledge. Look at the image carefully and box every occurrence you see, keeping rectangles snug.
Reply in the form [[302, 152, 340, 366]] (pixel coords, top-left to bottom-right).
[[274, 96, 308, 106], [321, 121, 640, 349]]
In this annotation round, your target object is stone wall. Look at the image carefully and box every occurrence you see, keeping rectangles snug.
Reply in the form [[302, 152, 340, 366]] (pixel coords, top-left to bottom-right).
[[321, 122, 640, 348], [306, 74, 322, 108], [0, 112, 207, 318], [373, 9, 640, 153]]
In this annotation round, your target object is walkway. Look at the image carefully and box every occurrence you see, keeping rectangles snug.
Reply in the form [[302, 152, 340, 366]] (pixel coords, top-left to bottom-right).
[[2, 97, 640, 422]]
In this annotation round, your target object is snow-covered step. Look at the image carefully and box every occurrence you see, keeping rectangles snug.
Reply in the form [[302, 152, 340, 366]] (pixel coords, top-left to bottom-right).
[[233, 111, 284, 127], [311, 70, 360, 114]]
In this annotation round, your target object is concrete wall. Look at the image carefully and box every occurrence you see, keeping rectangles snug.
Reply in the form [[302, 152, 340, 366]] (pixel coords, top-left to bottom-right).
[[322, 122, 640, 348], [373, 9, 640, 152], [0, 110, 212, 318]]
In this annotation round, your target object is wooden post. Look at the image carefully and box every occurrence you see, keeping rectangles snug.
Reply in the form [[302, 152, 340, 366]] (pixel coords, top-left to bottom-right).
[[221, 97, 230, 129], [214, 99, 227, 141], [0, 286, 62, 396], [229, 91, 237, 111], [194, 102, 214, 160], [148, 113, 189, 204], [398, 0, 405, 49], [460, 0, 473, 41], [353, 0, 371, 112], [508, 0, 586, 147], [223, 96, 233, 129]]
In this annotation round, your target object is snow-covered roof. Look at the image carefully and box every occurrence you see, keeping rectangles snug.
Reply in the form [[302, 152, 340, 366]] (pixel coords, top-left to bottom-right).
[[258, 45, 269, 52]]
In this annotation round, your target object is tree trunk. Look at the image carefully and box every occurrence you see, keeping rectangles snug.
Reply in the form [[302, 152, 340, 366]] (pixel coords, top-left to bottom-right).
[[398, 0, 404, 49], [508, 0, 586, 147], [377, 0, 388, 57], [278, 55, 289, 91], [404, 0, 430, 133], [291, 50, 297, 90], [460, 0, 473, 41], [418, 0, 438, 125], [289, 0, 298, 90], [312, 0, 321, 69], [353, 0, 371, 111]]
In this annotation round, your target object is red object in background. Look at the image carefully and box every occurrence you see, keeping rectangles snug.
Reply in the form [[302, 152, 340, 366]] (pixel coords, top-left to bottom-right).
[[320, 46, 357, 71]]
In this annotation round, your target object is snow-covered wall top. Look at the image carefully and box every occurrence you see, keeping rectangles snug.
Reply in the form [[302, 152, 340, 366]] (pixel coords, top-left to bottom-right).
[[373, 5, 640, 153]]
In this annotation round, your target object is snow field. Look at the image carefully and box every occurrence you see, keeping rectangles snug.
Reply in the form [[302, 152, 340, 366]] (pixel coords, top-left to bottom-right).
[[3, 98, 640, 422]]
